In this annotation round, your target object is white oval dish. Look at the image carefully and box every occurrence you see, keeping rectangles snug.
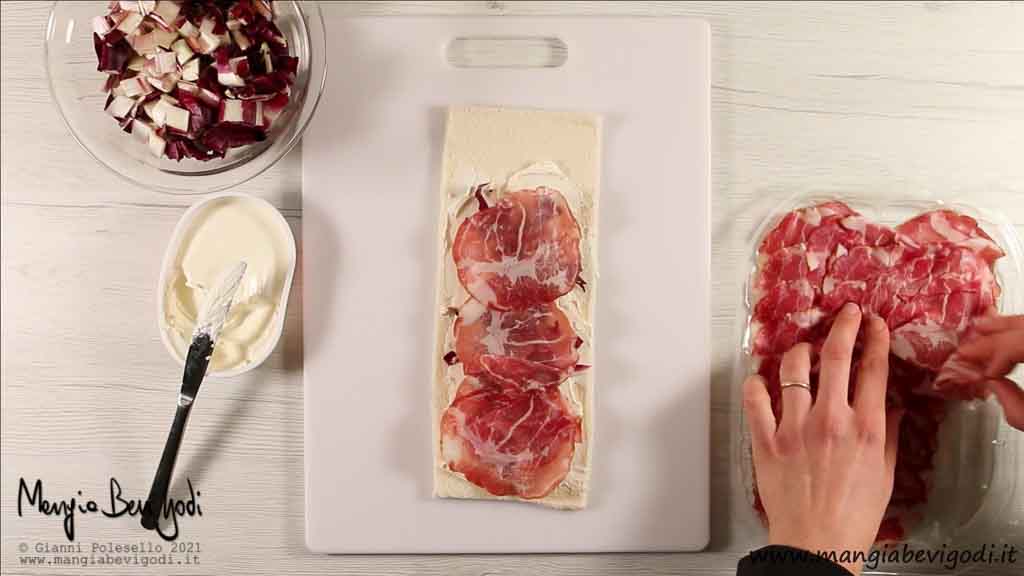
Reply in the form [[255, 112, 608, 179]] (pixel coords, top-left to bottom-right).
[[157, 193, 296, 377]]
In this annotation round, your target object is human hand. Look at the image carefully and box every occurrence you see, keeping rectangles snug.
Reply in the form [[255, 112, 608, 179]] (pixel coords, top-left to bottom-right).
[[955, 314, 1024, 430], [743, 303, 903, 576]]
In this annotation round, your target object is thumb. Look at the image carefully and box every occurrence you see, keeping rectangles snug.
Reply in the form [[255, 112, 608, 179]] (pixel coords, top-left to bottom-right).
[[884, 409, 904, 473], [988, 378, 1024, 431]]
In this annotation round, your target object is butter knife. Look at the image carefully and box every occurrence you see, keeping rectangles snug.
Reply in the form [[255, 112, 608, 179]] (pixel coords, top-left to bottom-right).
[[141, 261, 247, 530]]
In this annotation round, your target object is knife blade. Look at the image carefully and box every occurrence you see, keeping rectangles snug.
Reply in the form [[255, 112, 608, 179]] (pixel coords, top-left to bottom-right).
[[182, 260, 247, 401], [194, 260, 248, 342]]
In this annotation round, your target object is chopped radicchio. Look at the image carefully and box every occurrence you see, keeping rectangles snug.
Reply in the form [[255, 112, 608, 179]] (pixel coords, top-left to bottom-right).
[[94, 31, 133, 73], [93, 0, 297, 162], [472, 183, 492, 211], [201, 123, 266, 154], [175, 92, 212, 135]]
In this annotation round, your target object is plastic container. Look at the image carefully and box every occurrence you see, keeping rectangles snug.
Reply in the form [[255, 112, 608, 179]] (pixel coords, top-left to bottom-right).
[[731, 190, 1023, 573], [157, 193, 296, 377]]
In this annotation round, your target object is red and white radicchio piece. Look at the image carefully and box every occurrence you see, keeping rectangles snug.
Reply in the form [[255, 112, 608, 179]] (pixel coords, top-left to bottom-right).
[[93, 0, 299, 161]]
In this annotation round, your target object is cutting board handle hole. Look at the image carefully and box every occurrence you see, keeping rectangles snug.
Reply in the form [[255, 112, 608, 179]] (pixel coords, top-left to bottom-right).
[[445, 37, 568, 68]]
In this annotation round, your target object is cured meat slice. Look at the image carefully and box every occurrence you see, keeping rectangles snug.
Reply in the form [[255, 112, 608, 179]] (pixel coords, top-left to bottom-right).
[[453, 187, 582, 310], [892, 244, 1000, 304], [440, 377, 581, 499], [932, 355, 990, 400], [755, 245, 828, 292], [890, 291, 981, 372], [752, 201, 1001, 384], [839, 215, 897, 247], [758, 201, 857, 256], [454, 300, 579, 389], [751, 282, 821, 356], [751, 246, 826, 356], [820, 245, 892, 315], [896, 210, 1005, 265], [886, 244, 998, 384]]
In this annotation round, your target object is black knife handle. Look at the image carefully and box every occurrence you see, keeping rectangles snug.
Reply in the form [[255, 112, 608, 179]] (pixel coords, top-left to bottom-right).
[[141, 402, 192, 530], [181, 333, 213, 397]]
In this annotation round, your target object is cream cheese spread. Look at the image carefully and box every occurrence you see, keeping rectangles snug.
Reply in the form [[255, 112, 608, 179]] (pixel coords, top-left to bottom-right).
[[161, 195, 294, 374]]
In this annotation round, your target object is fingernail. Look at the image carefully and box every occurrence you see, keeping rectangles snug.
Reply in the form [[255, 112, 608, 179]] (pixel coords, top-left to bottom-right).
[[872, 315, 887, 331], [843, 302, 861, 316]]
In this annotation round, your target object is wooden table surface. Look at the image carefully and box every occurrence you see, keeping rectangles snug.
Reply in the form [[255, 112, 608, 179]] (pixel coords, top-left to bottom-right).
[[2, 2, 1022, 575]]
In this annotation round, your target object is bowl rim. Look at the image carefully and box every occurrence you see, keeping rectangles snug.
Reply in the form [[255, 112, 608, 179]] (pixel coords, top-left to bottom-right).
[[44, 0, 327, 195]]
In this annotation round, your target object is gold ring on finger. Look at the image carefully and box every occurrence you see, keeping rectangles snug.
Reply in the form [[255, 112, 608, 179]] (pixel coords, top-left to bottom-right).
[[780, 380, 812, 393]]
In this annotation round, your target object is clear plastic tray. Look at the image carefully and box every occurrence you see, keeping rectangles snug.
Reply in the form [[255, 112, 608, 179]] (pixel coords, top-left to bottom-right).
[[730, 190, 1023, 573]]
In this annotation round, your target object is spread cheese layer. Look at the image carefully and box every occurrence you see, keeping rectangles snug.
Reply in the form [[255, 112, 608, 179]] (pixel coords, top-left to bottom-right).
[[433, 106, 602, 509], [162, 196, 292, 373]]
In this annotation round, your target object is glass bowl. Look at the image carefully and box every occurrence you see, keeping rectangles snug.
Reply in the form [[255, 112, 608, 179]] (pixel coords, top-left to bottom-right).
[[45, 1, 326, 194]]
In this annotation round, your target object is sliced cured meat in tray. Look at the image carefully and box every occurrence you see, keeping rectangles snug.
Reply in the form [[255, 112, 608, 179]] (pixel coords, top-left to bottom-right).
[[731, 192, 1022, 562]]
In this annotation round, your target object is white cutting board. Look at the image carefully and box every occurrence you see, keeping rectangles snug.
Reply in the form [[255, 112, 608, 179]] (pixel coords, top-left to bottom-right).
[[303, 16, 710, 553]]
